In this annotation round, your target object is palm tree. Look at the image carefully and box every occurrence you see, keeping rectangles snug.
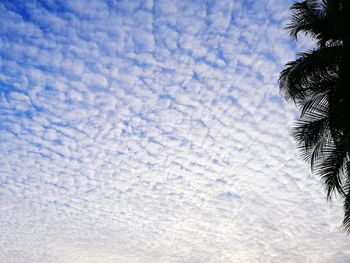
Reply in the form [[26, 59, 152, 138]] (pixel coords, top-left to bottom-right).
[[279, 0, 350, 232]]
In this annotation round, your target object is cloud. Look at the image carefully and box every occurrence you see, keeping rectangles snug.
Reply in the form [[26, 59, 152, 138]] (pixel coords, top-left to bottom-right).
[[1, 0, 350, 262]]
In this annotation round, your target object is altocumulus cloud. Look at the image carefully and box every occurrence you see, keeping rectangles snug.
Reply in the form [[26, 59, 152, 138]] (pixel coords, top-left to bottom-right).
[[1, 0, 350, 262]]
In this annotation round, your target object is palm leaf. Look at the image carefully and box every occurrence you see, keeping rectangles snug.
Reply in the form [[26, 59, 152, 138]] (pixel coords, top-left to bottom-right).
[[279, 46, 341, 101], [287, 0, 324, 40], [299, 90, 328, 117], [314, 144, 347, 199], [293, 95, 329, 153], [309, 132, 331, 170], [287, 0, 343, 46]]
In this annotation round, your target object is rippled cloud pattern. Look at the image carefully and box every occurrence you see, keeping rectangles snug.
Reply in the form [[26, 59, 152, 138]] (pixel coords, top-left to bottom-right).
[[1, 0, 350, 262]]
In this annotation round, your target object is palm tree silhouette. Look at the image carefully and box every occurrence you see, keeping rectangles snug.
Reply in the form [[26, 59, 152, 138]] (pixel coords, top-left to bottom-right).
[[279, 0, 350, 232]]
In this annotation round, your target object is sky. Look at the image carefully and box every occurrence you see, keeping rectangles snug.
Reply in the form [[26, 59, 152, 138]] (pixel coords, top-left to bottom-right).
[[1, 0, 350, 262]]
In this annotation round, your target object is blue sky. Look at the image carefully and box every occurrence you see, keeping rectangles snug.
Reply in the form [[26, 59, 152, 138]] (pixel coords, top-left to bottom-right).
[[1, 0, 350, 262]]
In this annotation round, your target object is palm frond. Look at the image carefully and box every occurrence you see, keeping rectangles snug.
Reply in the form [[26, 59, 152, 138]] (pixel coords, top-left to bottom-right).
[[299, 90, 328, 117], [314, 144, 347, 199], [287, 0, 343, 46], [309, 132, 331, 170], [287, 0, 324, 40], [293, 95, 329, 161], [279, 46, 341, 101], [295, 73, 338, 102], [293, 116, 328, 153]]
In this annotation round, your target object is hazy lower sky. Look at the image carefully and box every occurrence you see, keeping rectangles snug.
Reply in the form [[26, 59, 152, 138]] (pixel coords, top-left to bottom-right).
[[1, 0, 350, 262]]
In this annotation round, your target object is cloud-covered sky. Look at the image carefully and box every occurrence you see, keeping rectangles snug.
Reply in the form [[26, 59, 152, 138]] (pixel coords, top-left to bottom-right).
[[1, 0, 350, 262]]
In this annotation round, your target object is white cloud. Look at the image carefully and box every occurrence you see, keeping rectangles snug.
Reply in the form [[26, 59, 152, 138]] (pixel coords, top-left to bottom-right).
[[1, 0, 350, 262]]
